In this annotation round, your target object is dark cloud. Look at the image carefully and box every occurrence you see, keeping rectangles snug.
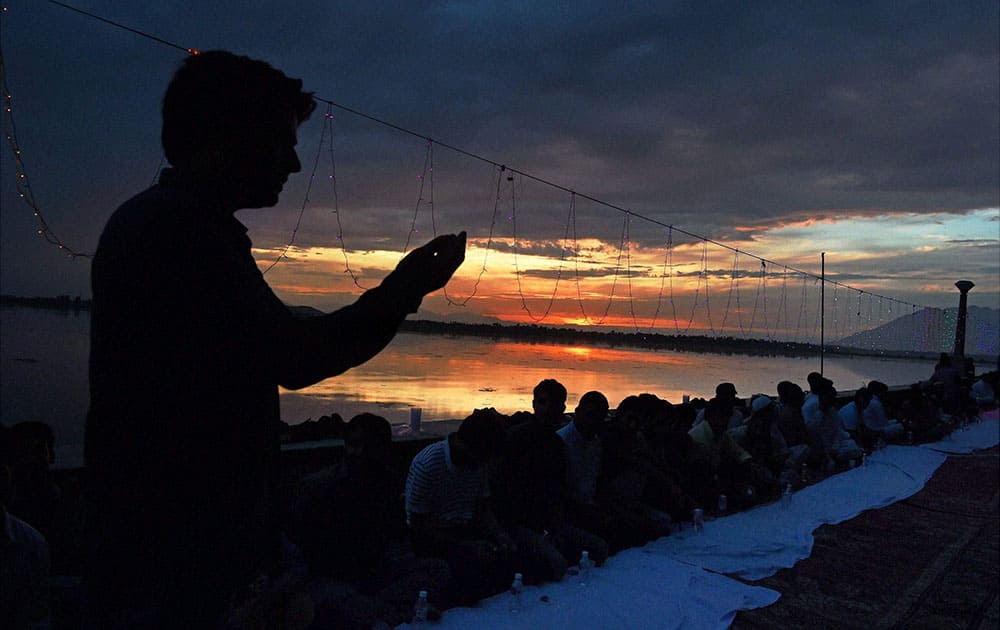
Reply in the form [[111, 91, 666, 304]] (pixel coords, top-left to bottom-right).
[[1, 1, 996, 306]]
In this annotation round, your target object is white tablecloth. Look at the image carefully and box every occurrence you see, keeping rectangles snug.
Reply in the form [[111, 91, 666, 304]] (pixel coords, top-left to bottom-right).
[[404, 412, 998, 629]]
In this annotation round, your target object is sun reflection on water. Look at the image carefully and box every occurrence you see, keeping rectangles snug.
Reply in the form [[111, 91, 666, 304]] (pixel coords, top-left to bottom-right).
[[278, 332, 935, 429]]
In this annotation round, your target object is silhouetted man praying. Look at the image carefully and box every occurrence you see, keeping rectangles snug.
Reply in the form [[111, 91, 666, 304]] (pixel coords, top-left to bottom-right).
[[83, 50, 465, 628]]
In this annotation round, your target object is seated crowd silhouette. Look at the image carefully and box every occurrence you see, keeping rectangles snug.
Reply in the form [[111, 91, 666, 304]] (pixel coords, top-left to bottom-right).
[[1, 365, 997, 629]]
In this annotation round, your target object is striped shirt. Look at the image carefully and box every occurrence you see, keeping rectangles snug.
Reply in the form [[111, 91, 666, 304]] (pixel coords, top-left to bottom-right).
[[405, 439, 489, 527]]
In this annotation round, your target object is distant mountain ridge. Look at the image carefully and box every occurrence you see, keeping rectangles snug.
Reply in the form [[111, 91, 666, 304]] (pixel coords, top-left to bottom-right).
[[837, 305, 998, 358], [289, 303, 997, 361]]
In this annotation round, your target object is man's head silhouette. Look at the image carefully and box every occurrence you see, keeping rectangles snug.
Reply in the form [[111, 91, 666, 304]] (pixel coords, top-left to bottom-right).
[[161, 50, 317, 210]]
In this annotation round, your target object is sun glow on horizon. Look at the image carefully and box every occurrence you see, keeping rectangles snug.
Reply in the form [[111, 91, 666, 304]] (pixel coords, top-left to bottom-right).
[[254, 208, 999, 325]]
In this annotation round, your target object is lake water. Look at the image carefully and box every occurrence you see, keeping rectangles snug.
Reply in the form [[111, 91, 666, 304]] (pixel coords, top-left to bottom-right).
[[1, 306, 939, 468]]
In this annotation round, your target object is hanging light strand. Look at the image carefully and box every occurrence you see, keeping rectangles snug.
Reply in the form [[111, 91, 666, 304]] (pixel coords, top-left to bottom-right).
[[5, 0, 940, 327]]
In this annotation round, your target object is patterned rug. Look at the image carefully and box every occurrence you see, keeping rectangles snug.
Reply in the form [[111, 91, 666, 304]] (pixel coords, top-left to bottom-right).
[[732, 445, 999, 629]]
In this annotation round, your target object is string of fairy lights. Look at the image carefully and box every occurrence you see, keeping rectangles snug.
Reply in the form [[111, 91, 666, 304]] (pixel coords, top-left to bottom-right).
[[0, 1, 954, 353]]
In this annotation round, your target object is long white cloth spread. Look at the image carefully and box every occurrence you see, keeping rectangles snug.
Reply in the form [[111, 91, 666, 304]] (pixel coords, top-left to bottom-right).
[[400, 412, 998, 629]]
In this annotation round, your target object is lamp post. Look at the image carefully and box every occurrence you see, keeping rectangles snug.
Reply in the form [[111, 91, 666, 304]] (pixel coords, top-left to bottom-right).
[[953, 280, 974, 357]]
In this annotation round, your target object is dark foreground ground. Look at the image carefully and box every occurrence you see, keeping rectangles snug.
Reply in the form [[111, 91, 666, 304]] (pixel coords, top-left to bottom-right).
[[733, 444, 999, 630]]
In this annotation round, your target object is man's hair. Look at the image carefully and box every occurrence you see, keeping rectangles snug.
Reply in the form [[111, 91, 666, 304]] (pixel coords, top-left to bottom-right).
[[533, 379, 567, 403], [457, 408, 505, 459], [867, 381, 889, 398], [778, 381, 805, 408], [578, 390, 609, 412], [806, 372, 824, 391], [162, 50, 316, 167], [345, 413, 391, 447]]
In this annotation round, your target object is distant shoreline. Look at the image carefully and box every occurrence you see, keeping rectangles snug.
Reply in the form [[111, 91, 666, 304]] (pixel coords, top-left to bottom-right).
[[1, 294, 92, 311], [397, 318, 951, 363], [1, 294, 973, 363]]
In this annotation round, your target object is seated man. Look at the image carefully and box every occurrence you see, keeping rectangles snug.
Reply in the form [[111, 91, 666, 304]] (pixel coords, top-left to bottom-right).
[[801, 372, 828, 425], [838, 387, 880, 448], [405, 409, 516, 604], [922, 353, 964, 414], [621, 394, 696, 523], [597, 399, 675, 540], [291, 413, 449, 629], [1, 426, 51, 630], [493, 380, 608, 583], [838, 388, 871, 434], [558, 391, 652, 553], [863, 381, 906, 441], [899, 384, 950, 442], [692, 383, 745, 429], [775, 381, 811, 449], [6, 422, 61, 542], [804, 383, 862, 470], [733, 396, 803, 495], [688, 399, 761, 510], [970, 371, 998, 409]]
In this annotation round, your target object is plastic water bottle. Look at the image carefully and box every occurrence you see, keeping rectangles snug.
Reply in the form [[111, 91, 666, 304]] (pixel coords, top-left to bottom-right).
[[717, 494, 728, 514], [578, 551, 593, 585], [693, 508, 704, 533], [781, 483, 793, 509], [508, 573, 523, 612], [412, 590, 429, 625], [799, 463, 809, 484]]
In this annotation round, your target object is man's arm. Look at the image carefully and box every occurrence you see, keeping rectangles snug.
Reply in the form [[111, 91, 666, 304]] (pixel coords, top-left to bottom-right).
[[474, 498, 516, 551], [273, 232, 466, 389]]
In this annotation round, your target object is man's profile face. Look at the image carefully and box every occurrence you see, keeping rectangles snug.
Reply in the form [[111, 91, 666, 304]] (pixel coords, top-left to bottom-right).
[[229, 114, 302, 209]]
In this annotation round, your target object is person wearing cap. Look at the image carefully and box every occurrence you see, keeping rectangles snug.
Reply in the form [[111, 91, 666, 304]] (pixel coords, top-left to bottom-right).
[[687, 398, 756, 509], [692, 382, 745, 430], [775, 381, 811, 449]]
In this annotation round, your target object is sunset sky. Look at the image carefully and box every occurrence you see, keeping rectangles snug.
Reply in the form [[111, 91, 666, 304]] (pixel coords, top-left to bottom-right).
[[1, 1, 997, 337]]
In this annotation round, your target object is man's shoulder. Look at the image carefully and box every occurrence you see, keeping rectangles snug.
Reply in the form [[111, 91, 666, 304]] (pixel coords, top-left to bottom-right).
[[98, 184, 199, 254], [727, 425, 748, 441], [3, 511, 48, 555], [688, 421, 709, 438], [300, 463, 349, 492], [556, 422, 575, 441], [411, 440, 447, 468], [506, 418, 552, 445], [509, 421, 564, 455]]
